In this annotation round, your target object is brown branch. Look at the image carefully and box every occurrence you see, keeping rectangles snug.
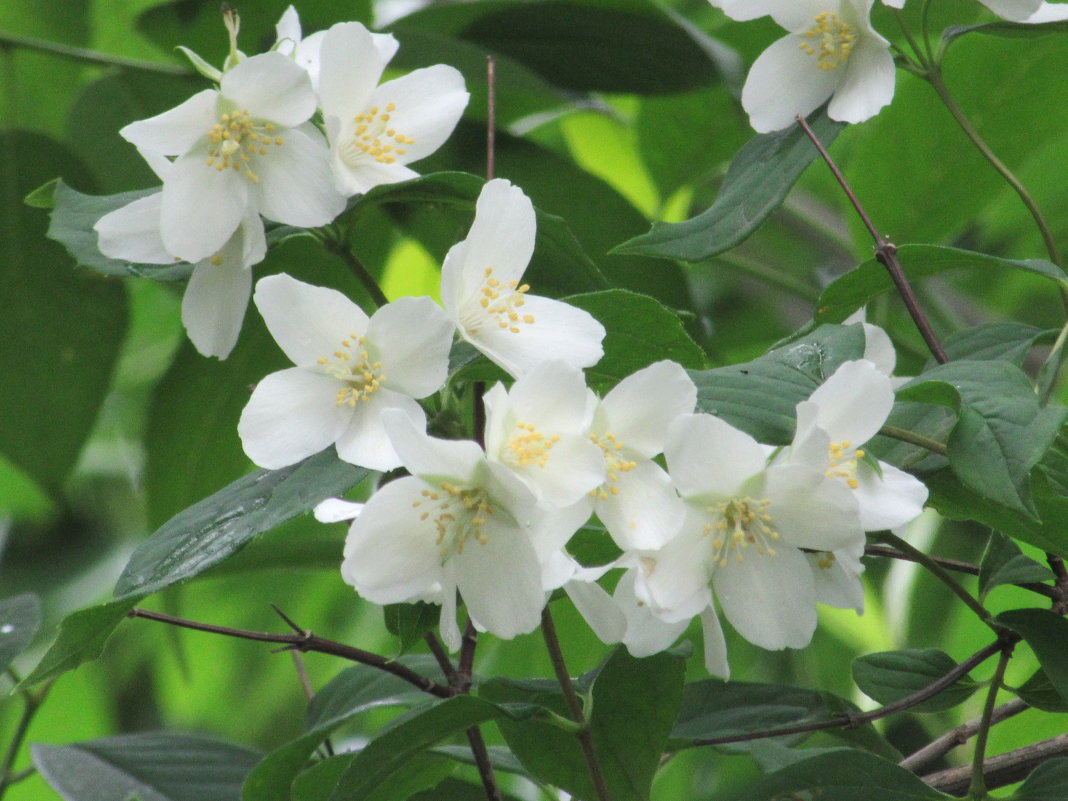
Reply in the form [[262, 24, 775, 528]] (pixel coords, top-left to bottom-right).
[[127, 607, 452, 699], [864, 545, 1057, 599], [795, 114, 948, 365], [1047, 553, 1068, 614], [694, 638, 1007, 747], [923, 733, 1068, 796], [899, 698, 1029, 773]]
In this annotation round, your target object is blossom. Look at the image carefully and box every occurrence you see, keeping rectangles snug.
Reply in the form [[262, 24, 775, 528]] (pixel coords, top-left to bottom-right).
[[441, 179, 606, 377], [120, 52, 344, 263], [639, 413, 864, 673], [237, 274, 453, 471], [783, 359, 928, 532], [94, 151, 266, 359], [317, 22, 468, 195], [882, 0, 1068, 22], [341, 413, 588, 649], [584, 360, 695, 550], [483, 360, 606, 508], [714, 0, 895, 132]]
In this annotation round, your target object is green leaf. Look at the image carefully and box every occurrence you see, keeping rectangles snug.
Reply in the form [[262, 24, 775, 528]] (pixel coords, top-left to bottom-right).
[[565, 290, 707, 393], [116, 450, 368, 600], [995, 609, 1068, 705], [328, 696, 536, 801], [409, 776, 527, 801], [47, 180, 191, 280], [898, 361, 1067, 516], [815, 245, 1068, 324], [690, 323, 867, 444], [32, 732, 262, 801], [244, 657, 442, 801], [932, 322, 1055, 367], [0, 593, 42, 672], [1012, 758, 1068, 801], [384, 603, 441, 655], [19, 598, 137, 687], [978, 532, 1054, 601], [851, 649, 978, 713], [944, 20, 1068, 47], [23, 177, 58, 209], [730, 750, 951, 801], [1015, 668, 1068, 713], [614, 108, 843, 261]]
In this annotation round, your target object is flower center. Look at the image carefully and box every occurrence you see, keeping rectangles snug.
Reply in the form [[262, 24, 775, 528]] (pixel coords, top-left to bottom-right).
[[814, 551, 837, 570], [506, 421, 560, 468], [827, 440, 864, 489], [205, 109, 284, 183], [588, 432, 637, 501], [466, 267, 537, 335], [412, 481, 494, 558], [799, 12, 856, 70], [339, 103, 415, 167], [315, 334, 387, 407], [705, 496, 780, 567]]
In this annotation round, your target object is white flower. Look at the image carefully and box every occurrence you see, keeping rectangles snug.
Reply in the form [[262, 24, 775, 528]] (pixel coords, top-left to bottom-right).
[[237, 274, 453, 471], [120, 52, 344, 263], [716, 0, 895, 132], [783, 359, 928, 531], [317, 22, 468, 196], [93, 151, 266, 359], [640, 413, 864, 671], [483, 360, 606, 508], [341, 413, 587, 649], [585, 360, 695, 550], [441, 179, 606, 377], [806, 540, 866, 613], [882, 0, 1068, 22]]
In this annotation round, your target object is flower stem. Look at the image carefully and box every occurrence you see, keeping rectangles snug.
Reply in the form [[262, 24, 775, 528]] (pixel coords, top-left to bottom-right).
[[324, 234, 390, 308], [878, 425, 948, 456], [541, 608, 611, 801], [0, 30, 191, 75], [968, 643, 1014, 800]]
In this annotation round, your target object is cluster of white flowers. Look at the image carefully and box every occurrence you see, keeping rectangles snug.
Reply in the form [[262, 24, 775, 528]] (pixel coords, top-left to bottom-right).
[[711, 0, 1068, 132], [94, 7, 468, 358]]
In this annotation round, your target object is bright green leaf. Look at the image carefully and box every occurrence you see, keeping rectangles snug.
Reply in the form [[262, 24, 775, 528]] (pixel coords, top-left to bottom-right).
[[19, 599, 137, 687], [851, 649, 978, 713], [23, 177, 58, 209], [0, 593, 42, 673], [979, 532, 1054, 601]]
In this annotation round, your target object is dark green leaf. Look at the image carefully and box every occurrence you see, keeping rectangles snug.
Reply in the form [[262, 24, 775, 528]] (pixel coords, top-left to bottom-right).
[[815, 246, 1068, 324], [944, 20, 1068, 46], [384, 603, 441, 655], [690, 323, 867, 444], [730, 750, 951, 800], [409, 776, 527, 801], [291, 755, 353, 801], [996, 609, 1068, 704], [1012, 758, 1068, 801], [932, 322, 1055, 368], [898, 361, 1067, 516], [116, 451, 368, 600], [431, 745, 530, 778], [852, 649, 978, 713], [566, 290, 707, 393], [979, 532, 1054, 601], [33, 732, 262, 801], [1015, 668, 1068, 713], [19, 599, 137, 687], [0, 593, 42, 672], [614, 108, 843, 261]]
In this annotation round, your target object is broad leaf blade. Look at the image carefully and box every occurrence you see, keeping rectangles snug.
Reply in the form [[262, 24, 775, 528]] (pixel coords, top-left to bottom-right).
[[852, 649, 978, 713], [996, 609, 1068, 704], [19, 599, 137, 687], [978, 532, 1053, 601]]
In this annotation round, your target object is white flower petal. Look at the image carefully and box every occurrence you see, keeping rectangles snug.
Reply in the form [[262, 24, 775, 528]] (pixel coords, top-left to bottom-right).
[[808, 546, 865, 612], [597, 360, 697, 457], [274, 6, 301, 53], [94, 193, 174, 264], [742, 34, 839, 133], [699, 607, 730, 679], [507, 360, 592, 431], [595, 460, 685, 551], [314, 497, 364, 523], [789, 401, 833, 471], [238, 367, 350, 468], [365, 65, 469, 163], [251, 125, 345, 226], [515, 435, 606, 507], [160, 152, 248, 263], [566, 577, 626, 644], [318, 22, 388, 124], [642, 519, 714, 622], [827, 34, 895, 124], [383, 408, 485, 483], [254, 274, 370, 367], [222, 52, 316, 128], [765, 464, 863, 551], [120, 89, 217, 156], [458, 179, 537, 290], [182, 249, 252, 359], [854, 461, 928, 531], [335, 390, 426, 471], [981, 0, 1044, 20], [665, 414, 766, 500], [807, 360, 894, 446], [366, 297, 453, 398], [713, 544, 817, 650], [1024, 2, 1068, 21]]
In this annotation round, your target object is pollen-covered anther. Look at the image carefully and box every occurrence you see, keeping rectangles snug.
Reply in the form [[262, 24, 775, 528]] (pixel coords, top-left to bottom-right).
[[343, 102, 415, 166], [827, 440, 863, 489], [426, 481, 494, 555], [476, 267, 535, 334], [318, 334, 387, 407], [205, 108, 282, 183], [506, 421, 559, 468], [798, 11, 856, 70], [706, 496, 779, 567]]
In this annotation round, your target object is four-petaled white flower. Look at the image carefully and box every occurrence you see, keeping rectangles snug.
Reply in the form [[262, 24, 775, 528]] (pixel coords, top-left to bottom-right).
[[441, 178, 606, 377], [342, 412, 586, 650], [713, 0, 895, 132], [640, 413, 865, 673], [238, 274, 453, 471], [121, 51, 345, 263], [317, 22, 469, 195]]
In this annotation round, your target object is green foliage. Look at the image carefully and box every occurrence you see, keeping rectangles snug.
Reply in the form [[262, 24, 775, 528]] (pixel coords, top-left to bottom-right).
[[0, 593, 41, 673], [851, 649, 978, 713], [978, 532, 1054, 601], [995, 609, 1068, 705]]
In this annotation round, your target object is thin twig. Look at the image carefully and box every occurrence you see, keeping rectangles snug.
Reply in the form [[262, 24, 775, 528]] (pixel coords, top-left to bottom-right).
[[128, 607, 453, 698], [457, 618, 478, 694], [486, 56, 496, 181], [425, 631, 457, 681], [0, 675, 51, 801], [795, 115, 949, 365], [863, 545, 1057, 599], [325, 236, 390, 308], [1047, 554, 1068, 614], [694, 638, 1005, 747], [0, 30, 192, 75], [900, 698, 1028, 773], [541, 608, 611, 801], [968, 643, 1014, 798], [923, 733, 1068, 795], [466, 727, 504, 801]]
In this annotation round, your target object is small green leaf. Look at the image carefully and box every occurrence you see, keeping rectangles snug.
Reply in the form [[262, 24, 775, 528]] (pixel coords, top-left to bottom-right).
[[815, 245, 1068, 324], [979, 532, 1054, 601], [0, 593, 42, 673], [19, 599, 137, 687], [614, 108, 843, 261], [690, 323, 867, 444], [33, 732, 262, 801], [115, 451, 368, 600], [23, 177, 58, 209], [996, 609, 1068, 704], [852, 649, 978, 713], [1011, 757, 1068, 800], [1015, 668, 1068, 713], [176, 45, 221, 81], [384, 603, 441, 655]]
